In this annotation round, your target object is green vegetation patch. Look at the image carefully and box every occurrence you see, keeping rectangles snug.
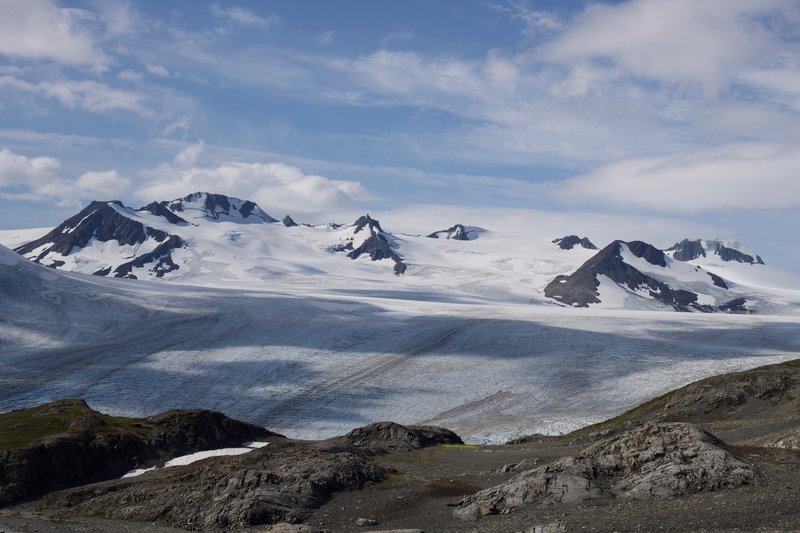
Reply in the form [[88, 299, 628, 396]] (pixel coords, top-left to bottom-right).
[[0, 399, 147, 451]]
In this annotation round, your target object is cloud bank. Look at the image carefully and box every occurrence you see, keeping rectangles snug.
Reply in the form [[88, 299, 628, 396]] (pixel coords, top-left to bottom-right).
[[135, 143, 373, 220], [557, 142, 800, 213]]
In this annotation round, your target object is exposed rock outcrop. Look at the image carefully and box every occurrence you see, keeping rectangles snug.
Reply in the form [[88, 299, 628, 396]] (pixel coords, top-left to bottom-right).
[[335, 422, 463, 452], [16, 201, 167, 261], [167, 192, 277, 223], [455, 423, 752, 520], [282, 215, 298, 227], [544, 240, 741, 312], [427, 224, 478, 241], [552, 235, 597, 250], [544, 240, 701, 310], [39, 440, 386, 529], [668, 239, 765, 265], [0, 400, 281, 506], [14, 200, 186, 278], [344, 215, 408, 274]]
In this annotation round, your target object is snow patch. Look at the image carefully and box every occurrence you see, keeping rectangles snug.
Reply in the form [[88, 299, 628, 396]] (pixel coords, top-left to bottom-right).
[[122, 442, 269, 478]]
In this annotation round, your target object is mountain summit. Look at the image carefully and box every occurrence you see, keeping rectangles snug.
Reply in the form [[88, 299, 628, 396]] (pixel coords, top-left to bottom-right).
[[667, 239, 765, 265]]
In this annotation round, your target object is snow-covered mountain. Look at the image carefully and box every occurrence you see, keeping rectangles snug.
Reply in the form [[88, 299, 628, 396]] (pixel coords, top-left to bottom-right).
[[545, 240, 746, 312], [552, 235, 597, 250], [13, 193, 410, 280], [427, 224, 480, 241], [667, 238, 764, 265], [6, 192, 800, 314]]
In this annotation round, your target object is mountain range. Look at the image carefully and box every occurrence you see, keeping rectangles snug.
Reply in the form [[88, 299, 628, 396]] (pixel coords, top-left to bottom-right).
[[6, 191, 799, 314]]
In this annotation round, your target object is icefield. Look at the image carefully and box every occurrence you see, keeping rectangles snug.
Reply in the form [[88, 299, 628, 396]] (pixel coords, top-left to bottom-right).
[[2, 243, 799, 444]]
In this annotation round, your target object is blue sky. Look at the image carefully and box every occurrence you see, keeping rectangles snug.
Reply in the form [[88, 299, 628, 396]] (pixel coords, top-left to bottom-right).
[[1, 0, 800, 269]]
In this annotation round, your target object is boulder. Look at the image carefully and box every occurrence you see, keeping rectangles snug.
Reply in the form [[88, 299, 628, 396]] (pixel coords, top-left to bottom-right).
[[336, 422, 463, 452], [454, 423, 752, 520]]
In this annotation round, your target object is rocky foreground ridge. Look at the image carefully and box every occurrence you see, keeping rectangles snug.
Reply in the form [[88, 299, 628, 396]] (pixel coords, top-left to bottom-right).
[[1, 360, 799, 531], [0, 399, 281, 505]]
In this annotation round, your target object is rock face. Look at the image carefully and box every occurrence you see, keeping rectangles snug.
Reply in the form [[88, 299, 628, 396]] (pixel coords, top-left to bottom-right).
[[166, 192, 277, 223], [552, 235, 597, 250], [13, 192, 284, 279], [774, 433, 800, 449], [0, 399, 281, 505], [24, 420, 463, 529], [668, 239, 765, 265], [39, 439, 386, 529], [454, 423, 752, 520], [344, 215, 408, 275], [427, 224, 478, 241], [282, 215, 299, 227], [544, 240, 744, 312], [15, 201, 185, 279], [335, 422, 463, 452], [139, 201, 189, 225]]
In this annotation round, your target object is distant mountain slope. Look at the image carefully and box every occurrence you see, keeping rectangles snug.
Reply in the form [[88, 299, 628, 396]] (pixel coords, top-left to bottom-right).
[[13, 193, 409, 281], [552, 235, 597, 250], [668, 238, 764, 265], [15, 200, 185, 279], [5, 196, 799, 314], [427, 224, 479, 241], [544, 240, 752, 312]]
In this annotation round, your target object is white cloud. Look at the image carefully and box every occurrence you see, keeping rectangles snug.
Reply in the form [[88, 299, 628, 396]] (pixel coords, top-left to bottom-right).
[[0, 148, 60, 187], [0, 148, 130, 207], [557, 142, 800, 213], [74, 170, 132, 198], [210, 4, 279, 28], [145, 64, 170, 78], [173, 141, 204, 166], [538, 0, 789, 95], [136, 144, 373, 219], [0, 0, 109, 69], [0, 76, 150, 115]]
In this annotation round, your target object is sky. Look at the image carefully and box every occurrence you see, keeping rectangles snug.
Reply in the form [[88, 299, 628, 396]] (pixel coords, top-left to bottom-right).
[[0, 0, 799, 269]]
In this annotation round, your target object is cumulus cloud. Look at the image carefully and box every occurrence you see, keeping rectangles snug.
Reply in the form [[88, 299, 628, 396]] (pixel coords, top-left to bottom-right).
[[556, 142, 800, 213], [136, 143, 373, 219], [0, 148, 60, 187], [539, 0, 788, 95], [0, 0, 109, 69], [0, 148, 131, 207]]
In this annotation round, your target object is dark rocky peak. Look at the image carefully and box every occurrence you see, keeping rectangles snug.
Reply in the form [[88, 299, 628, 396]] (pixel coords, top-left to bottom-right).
[[668, 239, 707, 261], [139, 201, 189, 225], [668, 238, 765, 265], [166, 192, 277, 223], [552, 235, 597, 250], [544, 240, 724, 312], [712, 241, 764, 265], [16, 201, 169, 261], [625, 240, 667, 267], [282, 215, 298, 227], [353, 214, 383, 235], [348, 233, 407, 275], [427, 224, 478, 241]]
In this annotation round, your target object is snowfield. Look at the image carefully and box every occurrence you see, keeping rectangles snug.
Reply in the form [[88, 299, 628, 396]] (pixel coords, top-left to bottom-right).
[[2, 242, 799, 444]]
